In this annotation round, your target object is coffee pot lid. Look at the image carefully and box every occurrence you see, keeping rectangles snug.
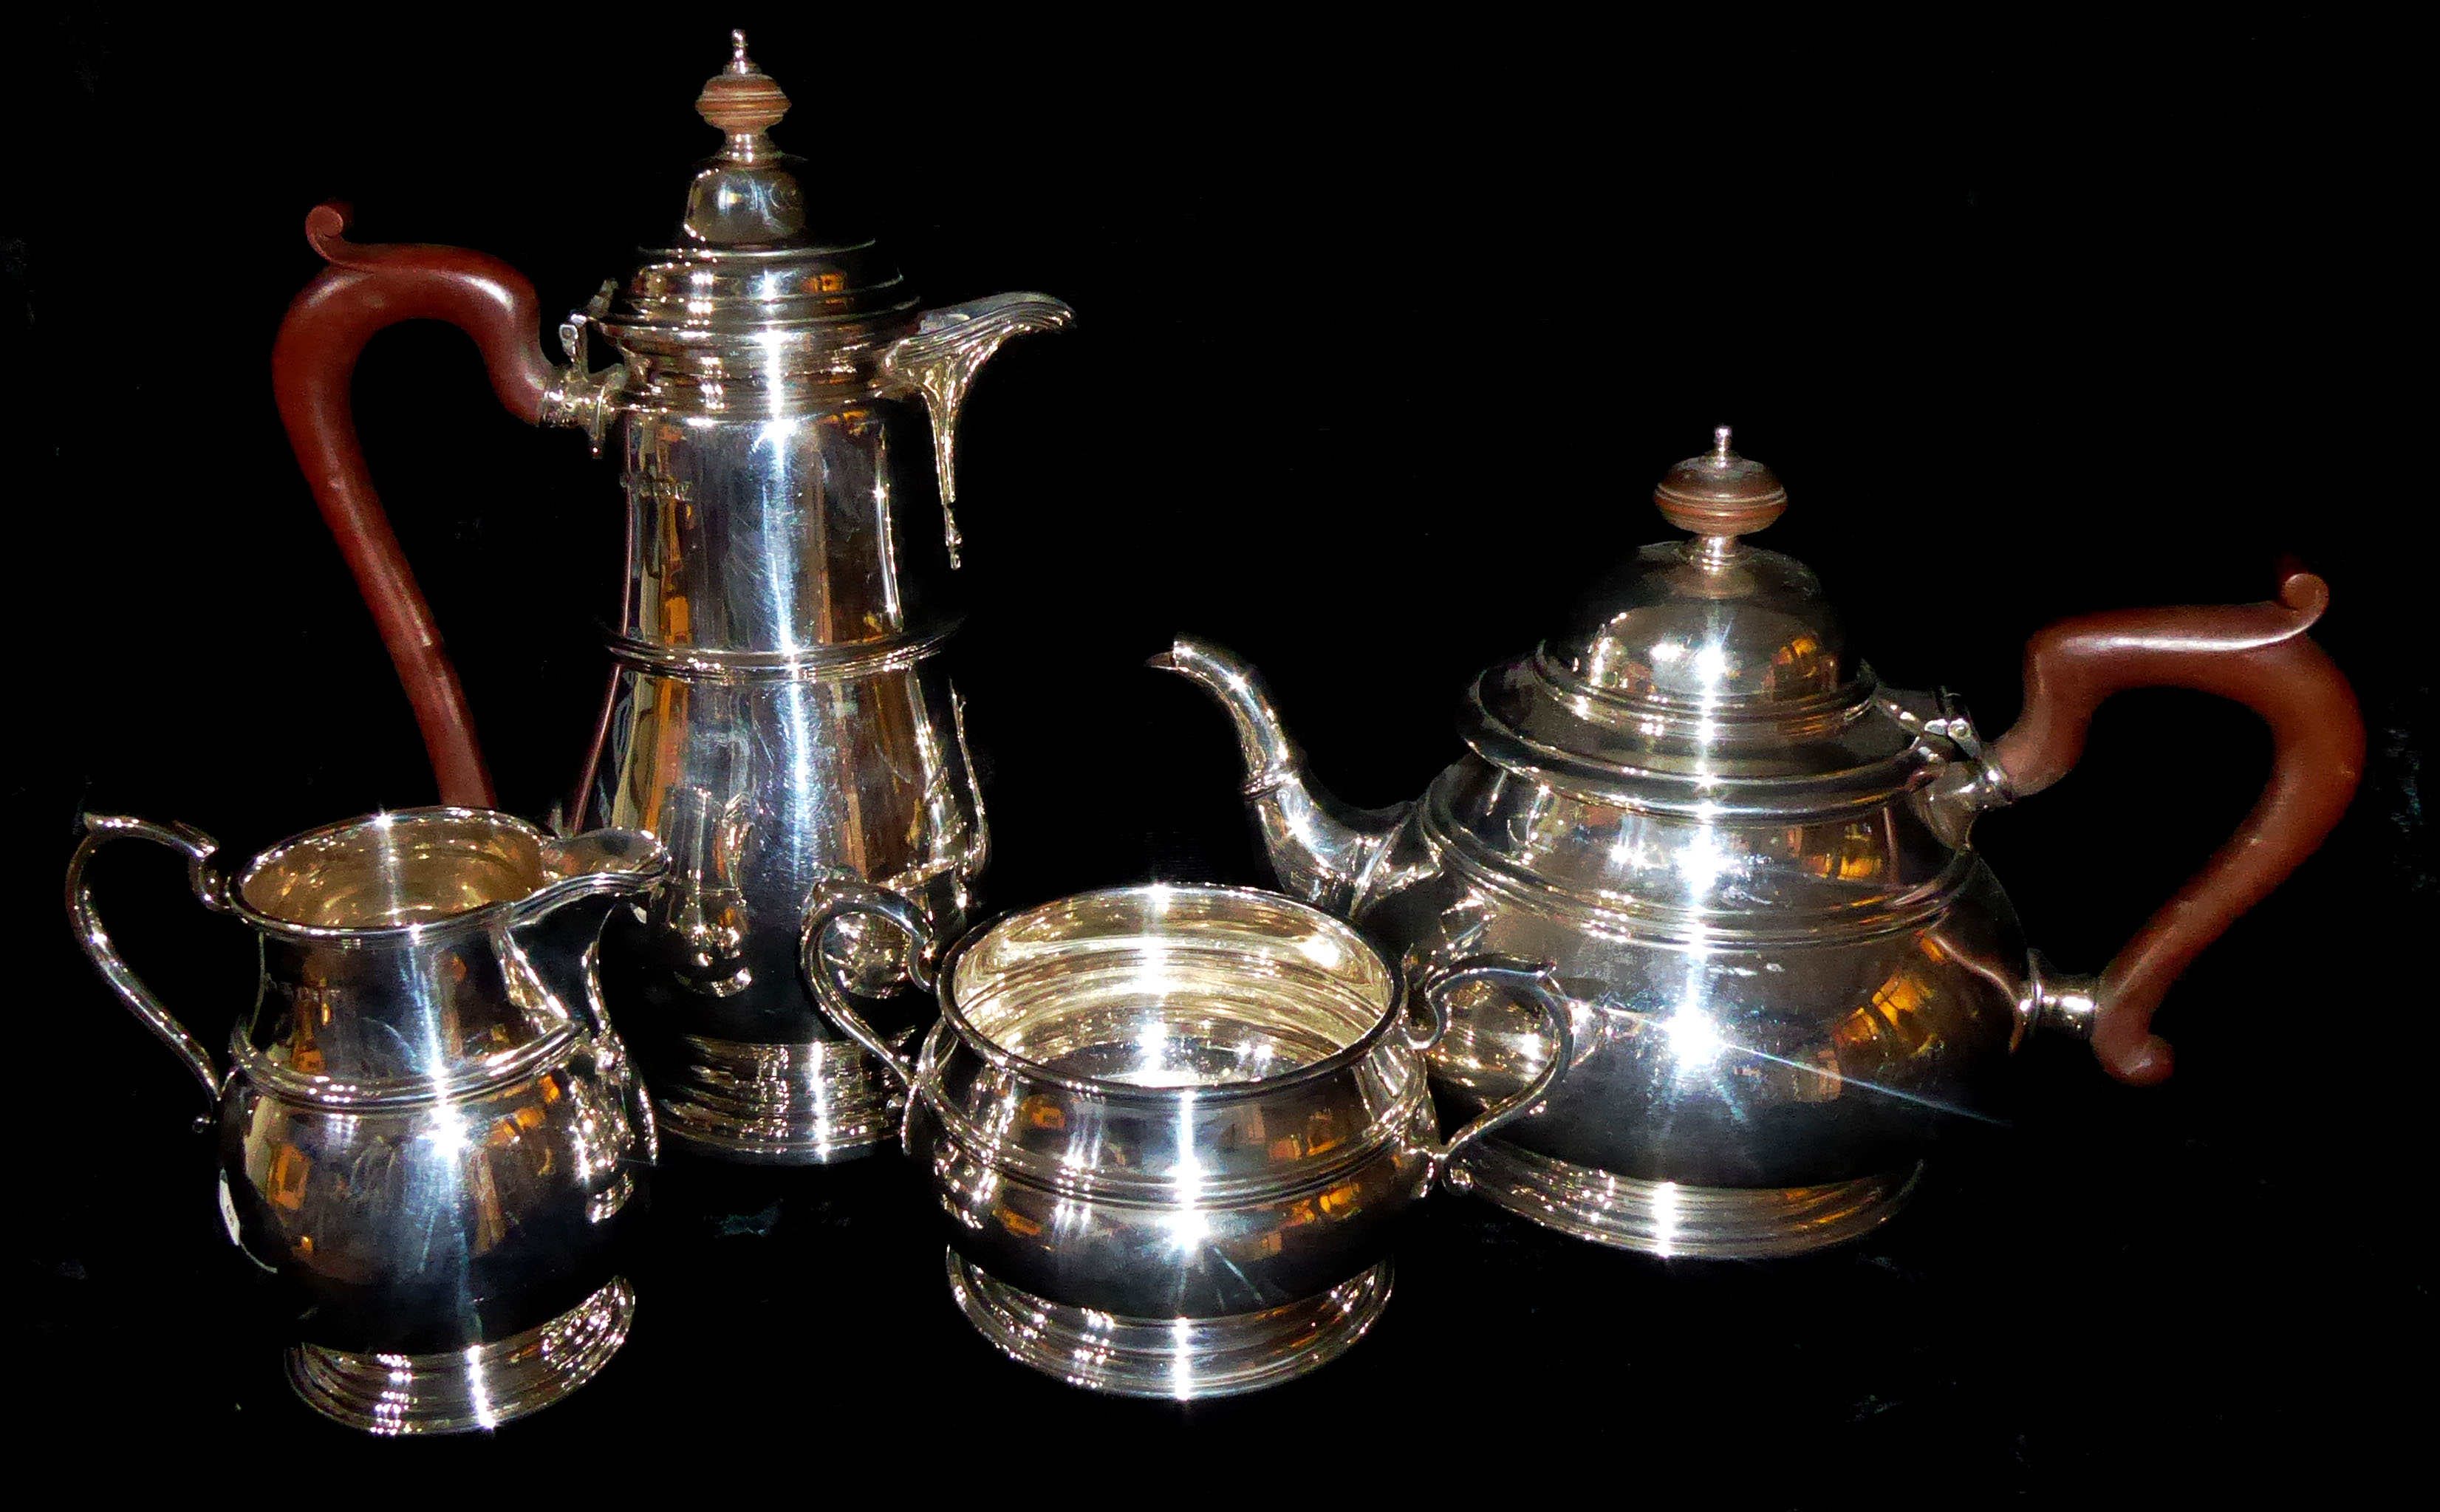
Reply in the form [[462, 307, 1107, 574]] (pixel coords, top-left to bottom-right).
[[1466, 428, 1925, 809], [604, 33, 917, 347]]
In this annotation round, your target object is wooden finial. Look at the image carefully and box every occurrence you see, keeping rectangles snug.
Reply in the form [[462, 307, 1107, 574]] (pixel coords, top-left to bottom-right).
[[697, 31, 789, 137], [1654, 427, 1789, 541]]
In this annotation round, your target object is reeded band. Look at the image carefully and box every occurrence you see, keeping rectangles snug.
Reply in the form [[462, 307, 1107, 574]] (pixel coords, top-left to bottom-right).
[[603, 620, 961, 684]]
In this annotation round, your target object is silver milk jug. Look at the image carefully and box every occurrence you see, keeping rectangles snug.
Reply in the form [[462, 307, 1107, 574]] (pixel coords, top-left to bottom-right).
[[270, 34, 1073, 1163], [65, 809, 669, 1434]]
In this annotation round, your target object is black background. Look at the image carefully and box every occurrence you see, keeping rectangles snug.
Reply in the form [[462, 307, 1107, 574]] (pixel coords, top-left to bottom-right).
[[6, 7, 2427, 1494]]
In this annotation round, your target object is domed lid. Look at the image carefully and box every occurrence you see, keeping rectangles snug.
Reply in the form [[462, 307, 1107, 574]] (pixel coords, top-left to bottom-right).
[[601, 33, 917, 355], [1463, 428, 1927, 814]]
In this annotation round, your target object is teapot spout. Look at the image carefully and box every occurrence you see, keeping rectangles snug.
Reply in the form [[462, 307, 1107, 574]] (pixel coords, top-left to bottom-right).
[[1152, 637, 1411, 917]]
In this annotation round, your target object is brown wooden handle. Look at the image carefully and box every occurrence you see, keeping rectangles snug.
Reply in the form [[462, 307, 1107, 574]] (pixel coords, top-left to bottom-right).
[[1989, 567, 2365, 1086], [271, 202, 558, 808]]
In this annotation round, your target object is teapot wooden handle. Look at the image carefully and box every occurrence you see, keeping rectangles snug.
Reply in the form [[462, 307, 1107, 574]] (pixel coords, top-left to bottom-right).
[[1989, 567, 2364, 1086], [271, 202, 559, 808]]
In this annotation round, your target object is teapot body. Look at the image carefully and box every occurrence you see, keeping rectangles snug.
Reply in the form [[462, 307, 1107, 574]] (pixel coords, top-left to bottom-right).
[[1348, 745, 2033, 1256]]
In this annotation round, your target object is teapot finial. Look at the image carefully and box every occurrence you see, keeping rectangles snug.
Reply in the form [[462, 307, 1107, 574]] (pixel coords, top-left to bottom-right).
[[1655, 426, 1788, 544], [697, 30, 790, 145]]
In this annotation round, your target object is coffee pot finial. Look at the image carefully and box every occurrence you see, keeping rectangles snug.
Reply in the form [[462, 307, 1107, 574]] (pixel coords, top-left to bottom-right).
[[697, 30, 790, 146]]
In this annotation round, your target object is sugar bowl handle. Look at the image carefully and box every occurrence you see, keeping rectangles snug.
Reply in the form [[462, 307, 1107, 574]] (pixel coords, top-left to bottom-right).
[[1991, 567, 2365, 1085], [64, 815, 238, 1114], [1405, 955, 1577, 1186], [798, 876, 940, 1090]]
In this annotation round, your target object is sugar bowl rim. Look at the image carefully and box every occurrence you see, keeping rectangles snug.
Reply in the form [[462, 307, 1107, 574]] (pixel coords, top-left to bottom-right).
[[927, 882, 1412, 1106]]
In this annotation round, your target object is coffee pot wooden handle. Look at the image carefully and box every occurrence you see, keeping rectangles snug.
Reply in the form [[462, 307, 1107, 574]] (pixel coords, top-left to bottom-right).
[[271, 202, 561, 808], [1990, 567, 2364, 1086]]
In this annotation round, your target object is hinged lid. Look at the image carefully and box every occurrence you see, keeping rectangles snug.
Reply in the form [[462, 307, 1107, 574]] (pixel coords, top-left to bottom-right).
[[601, 33, 918, 358], [1463, 428, 1929, 814]]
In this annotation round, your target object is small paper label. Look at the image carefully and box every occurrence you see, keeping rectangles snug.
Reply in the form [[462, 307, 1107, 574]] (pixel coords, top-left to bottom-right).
[[219, 1172, 278, 1274]]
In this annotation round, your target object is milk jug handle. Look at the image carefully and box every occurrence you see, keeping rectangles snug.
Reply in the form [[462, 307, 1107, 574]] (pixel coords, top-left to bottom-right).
[[64, 814, 236, 1111], [271, 202, 564, 809], [1989, 566, 2365, 1086]]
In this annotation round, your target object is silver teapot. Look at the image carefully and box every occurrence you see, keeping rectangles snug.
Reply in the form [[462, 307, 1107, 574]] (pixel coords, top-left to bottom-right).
[[1159, 429, 2365, 1258], [65, 809, 667, 1433], [271, 34, 1071, 1163]]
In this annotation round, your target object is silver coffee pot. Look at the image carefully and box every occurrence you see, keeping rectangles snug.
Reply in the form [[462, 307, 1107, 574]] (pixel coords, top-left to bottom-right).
[[272, 34, 1071, 1163], [66, 809, 667, 1433], [1160, 429, 2365, 1258]]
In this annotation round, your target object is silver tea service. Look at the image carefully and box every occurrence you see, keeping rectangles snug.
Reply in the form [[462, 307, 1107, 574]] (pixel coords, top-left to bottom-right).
[[798, 881, 1570, 1398], [56, 13, 2371, 1432], [66, 809, 666, 1434]]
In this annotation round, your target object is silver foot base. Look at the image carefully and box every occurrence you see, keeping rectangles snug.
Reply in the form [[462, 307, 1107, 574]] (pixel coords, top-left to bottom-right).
[[945, 1251, 1392, 1400], [1454, 1140, 1927, 1259], [651, 1034, 899, 1164], [286, 1276, 635, 1435]]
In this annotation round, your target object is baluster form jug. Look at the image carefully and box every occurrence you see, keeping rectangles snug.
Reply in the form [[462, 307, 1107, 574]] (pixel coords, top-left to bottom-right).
[[65, 810, 668, 1433], [273, 35, 1073, 1163]]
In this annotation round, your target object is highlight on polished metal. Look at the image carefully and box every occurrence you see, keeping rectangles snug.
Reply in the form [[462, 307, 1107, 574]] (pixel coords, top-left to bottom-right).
[[65, 809, 667, 1434], [1159, 428, 2363, 1259], [798, 881, 1568, 1398], [273, 32, 1073, 1166]]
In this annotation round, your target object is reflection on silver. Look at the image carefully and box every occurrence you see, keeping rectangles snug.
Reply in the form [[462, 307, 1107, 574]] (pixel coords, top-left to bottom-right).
[[65, 809, 665, 1434], [647, 1033, 905, 1163], [288, 1276, 638, 1436], [796, 882, 1564, 1396], [550, 38, 1073, 1163], [1159, 433, 2090, 1256], [1455, 1143, 1929, 1259], [946, 1253, 1393, 1400]]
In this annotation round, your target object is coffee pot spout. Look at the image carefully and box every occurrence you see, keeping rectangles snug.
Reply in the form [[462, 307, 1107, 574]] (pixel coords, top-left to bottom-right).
[[1152, 637, 1411, 917], [881, 293, 1075, 567]]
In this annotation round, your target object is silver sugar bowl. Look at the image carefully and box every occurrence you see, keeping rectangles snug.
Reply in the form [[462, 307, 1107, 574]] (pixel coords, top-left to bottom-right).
[[799, 882, 1568, 1398]]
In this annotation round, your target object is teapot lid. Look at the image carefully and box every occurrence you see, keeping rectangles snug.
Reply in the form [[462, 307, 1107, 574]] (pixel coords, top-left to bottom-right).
[[1463, 428, 1927, 814], [601, 33, 917, 352]]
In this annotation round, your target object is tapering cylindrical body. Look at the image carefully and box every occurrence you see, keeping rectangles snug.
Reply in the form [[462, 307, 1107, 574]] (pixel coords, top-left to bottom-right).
[[573, 109, 1071, 1160], [584, 377, 994, 1159], [271, 36, 1072, 1166]]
